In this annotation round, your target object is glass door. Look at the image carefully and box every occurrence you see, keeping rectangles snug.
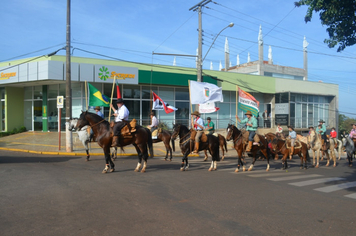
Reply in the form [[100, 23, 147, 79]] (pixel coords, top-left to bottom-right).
[[33, 101, 42, 131]]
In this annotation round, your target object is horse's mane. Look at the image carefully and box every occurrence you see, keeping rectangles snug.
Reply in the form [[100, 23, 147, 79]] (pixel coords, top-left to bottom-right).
[[178, 124, 190, 133], [83, 112, 110, 129]]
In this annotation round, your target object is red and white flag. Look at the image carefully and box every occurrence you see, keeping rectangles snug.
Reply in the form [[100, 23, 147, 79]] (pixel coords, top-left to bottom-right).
[[199, 102, 219, 113], [152, 92, 178, 114]]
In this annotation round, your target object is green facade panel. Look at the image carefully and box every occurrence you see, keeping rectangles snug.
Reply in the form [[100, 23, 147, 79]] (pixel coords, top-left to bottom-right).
[[5, 87, 24, 132]]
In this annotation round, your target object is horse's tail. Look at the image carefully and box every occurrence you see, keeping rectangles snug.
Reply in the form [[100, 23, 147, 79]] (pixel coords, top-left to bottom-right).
[[223, 136, 228, 153], [171, 137, 175, 152], [146, 128, 154, 158]]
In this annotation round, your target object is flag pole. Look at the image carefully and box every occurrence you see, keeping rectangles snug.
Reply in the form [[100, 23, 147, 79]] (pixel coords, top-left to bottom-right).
[[108, 76, 116, 122], [150, 90, 153, 112], [85, 80, 88, 110], [236, 85, 238, 125], [188, 80, 193, 128]]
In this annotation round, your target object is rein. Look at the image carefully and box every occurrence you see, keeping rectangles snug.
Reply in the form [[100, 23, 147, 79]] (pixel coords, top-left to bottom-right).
[[87, 115, 107, 129], [273, 140, 286, 153], [179, 130, 192, 145]]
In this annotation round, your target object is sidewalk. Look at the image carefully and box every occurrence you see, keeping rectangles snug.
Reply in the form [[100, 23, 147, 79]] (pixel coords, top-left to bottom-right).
[[0, 131, 194, 157]]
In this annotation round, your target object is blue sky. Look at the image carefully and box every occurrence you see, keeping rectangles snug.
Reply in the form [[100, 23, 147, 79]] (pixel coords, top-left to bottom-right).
[[1, 0, 355, 117]]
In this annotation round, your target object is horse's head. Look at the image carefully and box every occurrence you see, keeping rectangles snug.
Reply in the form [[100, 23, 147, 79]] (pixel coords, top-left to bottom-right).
[[171, 124, 181, 140], [226, 124, 238, 141], [271, 138, 279, 152], [265, 132, 275, 142], [68, 118, 78, 131], [76, 111, 90, 131]]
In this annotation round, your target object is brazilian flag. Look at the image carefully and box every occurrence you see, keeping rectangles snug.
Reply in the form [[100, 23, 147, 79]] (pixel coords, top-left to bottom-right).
[[88, 83, 110, 107]]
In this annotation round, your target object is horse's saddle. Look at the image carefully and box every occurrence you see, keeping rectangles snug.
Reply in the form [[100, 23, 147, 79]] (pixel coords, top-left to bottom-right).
[[241, 130, 260, 144], [286, 139, 302, 149], [190, 129, 208, 143], [110, 119, 137, 138]]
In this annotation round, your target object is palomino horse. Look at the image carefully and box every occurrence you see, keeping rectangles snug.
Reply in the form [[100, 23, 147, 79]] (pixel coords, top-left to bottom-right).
[[152, 130, 175, 161], [204, 134, 228, 161], [226, 124, 270, 172], [270, 138, 309, 169], [171, 124, 220, 171], [341, 134, 355, 167], [76, 111, 153, 173], [324, 138, 337, 167], [308, 130, 322, 168]]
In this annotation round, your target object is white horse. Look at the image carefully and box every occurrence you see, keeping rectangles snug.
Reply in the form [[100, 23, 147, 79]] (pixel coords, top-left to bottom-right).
[[68, 119, 91, 161]]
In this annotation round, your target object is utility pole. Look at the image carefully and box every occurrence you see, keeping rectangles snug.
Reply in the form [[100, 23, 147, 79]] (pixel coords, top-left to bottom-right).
[[65, 0, 73, 152], [190, 0, 212, 82]]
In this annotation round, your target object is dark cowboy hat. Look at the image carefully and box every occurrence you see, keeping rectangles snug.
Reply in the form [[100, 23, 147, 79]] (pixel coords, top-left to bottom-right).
[[318, 119, 325, 123], [245, 110, 252, 116], [94, 106, 101, 110], [191, 111, 200, 116], [149, 111, 155, 116], [287, 125, 294, 130], [207, 117, 211, 120], [116, 98, 124, 104]]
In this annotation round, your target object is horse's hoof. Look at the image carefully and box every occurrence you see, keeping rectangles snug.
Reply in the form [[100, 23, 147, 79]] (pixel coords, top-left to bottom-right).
[[248, 168, 252, 171], [164, 158, 167, 161], [315, 164, 319, 168], [169, 158, 172, 162], [180, 167, 185, 171], [102, 170, 107, 174], [326, 163, 329, 167], [213, 168, 217, 171], [208, 168, 212, 171], [333, 164, 336, 167], [221, 157, 225, 161], [134, 169, 139, 172], [141, 169, 146, 173], [235, 168, 239, 172], [243, 167, 246, 172], [110, 168, 115, 172]]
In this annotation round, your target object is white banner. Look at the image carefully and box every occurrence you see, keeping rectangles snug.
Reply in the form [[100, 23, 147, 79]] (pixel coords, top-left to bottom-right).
[[199, 102, 219, 113]]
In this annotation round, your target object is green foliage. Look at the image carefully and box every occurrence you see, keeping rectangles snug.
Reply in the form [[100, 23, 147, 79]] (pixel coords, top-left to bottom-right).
[[158, 122, 169, 131], [295, 0, 356, 52], [0, 126, 27, 137], [338, 113, 356, 136]]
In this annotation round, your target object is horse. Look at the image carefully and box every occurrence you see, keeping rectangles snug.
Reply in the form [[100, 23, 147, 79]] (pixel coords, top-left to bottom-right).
[[308, 130, 322, 168], [68, 118, 90, 161], [75, 111, 153, 173], [335, 139, 343, 161], [324, 138, 337, 167], [341, 134, 355, 167], [264, 132, 280, 160], [270, 138, 309, 169], [226, 124, 270, 172], [171, 124, 220, 171], [152, 130, 175, 161], [203, 133, 228, 161]]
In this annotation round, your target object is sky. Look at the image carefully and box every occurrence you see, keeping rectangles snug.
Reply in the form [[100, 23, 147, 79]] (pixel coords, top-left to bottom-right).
[[1, 0, 356, 117]]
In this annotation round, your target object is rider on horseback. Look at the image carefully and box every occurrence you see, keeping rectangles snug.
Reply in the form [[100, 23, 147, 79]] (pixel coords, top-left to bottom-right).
[[276, 123, 283, 138], [316, 119, 327, 145], [349, 124, 356, 139], [288, 126, 296, 158], [192, 111, 204, 153], [235, 110, 258, 152], [148, 111, 158, 137], [110, 98, 129, 147]]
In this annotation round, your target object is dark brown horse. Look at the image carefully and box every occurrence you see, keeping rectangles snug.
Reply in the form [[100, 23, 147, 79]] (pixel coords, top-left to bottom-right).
[[226, 124, 270, 172], [264, 132, 280, 160], [171, 124, 220, 171], [270, 138, 310, 169], [152, 130, 175, 161], [76, 111, 153, 173], [204, 134, 228, 161]]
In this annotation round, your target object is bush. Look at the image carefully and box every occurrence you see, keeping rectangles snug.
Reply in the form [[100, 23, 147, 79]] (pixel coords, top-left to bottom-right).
[[0, 126, 27, 137], [158, 122, 169, 131]]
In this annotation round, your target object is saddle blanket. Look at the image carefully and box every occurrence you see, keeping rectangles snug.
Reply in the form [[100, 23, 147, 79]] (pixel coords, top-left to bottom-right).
[[152, 129, 158, 139]]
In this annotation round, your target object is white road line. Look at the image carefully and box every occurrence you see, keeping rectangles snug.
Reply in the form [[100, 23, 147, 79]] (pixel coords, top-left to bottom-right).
[[289, 177, 345, 187], [344, 193, 356, 199], [314, 181, 356, 193], [267, 174, 322, 182], [248, 172, 302, 178]]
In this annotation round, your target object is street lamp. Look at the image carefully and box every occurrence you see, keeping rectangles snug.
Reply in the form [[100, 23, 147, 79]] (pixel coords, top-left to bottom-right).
[[197, 22, 234, 82]]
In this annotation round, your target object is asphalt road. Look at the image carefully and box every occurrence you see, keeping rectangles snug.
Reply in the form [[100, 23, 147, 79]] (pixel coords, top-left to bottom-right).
[[1, 150, 355, 236]]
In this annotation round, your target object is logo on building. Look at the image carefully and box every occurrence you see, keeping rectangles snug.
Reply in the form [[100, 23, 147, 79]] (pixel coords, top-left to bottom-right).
[[98, 66, 109, 81], [0, 72, 16, 80]]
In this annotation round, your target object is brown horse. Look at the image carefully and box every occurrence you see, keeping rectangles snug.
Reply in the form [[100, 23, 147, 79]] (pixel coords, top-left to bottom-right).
[[76, 111, 153, 173], [171, 124, 220, 171], [264, 132, 280, 160], [270, 138, 310, 169], [226, 124, 270, 172], [152, 130, 175, 161], [204, 134, 228, 161]]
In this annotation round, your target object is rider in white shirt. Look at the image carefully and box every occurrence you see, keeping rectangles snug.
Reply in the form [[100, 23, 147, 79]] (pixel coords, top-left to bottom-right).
[[110, 98, 129, 147]]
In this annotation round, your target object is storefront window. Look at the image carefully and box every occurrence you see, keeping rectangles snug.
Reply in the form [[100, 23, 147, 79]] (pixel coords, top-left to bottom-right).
[[72, 82, 82, 98], [123, 85, 140, 99], [218, 103, 230, 130], [124, 100, 140, 120], [33, 86, 42, 100], [175, 88, 189, 101], [48, 85, 58, 99], [59, 84, 66, 97], [223, 91, 230, 102], [24, 87, 32, 99], [142, 86, 157, 99], [159, 87, 174, 100]]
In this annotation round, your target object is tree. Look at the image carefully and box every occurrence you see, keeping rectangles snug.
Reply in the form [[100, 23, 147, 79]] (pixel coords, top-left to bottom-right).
[[295, 0, 356, 52], [338, 113, 356, 135]]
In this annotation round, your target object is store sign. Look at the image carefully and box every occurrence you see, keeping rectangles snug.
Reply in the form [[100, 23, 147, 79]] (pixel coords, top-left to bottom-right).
[[96, 65, 138, 84], [275, 103, 289, 115], [275, 114, 289, 125], [0, 72, 17, 80]]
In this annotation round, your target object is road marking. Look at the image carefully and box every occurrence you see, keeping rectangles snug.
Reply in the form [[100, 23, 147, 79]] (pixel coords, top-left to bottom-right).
[[289, 177, 345, 187], [344, 193, 356, 199], [248, 172, 302, 178], [314, 181, 356, 193], [267, 174, 322, 182]]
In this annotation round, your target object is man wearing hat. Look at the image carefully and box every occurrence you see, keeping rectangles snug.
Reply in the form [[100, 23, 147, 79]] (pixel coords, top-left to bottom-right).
[[89, 106, 104, 142], [205, 117, 215, 135], [316, 120, 327, 145], [148, 111, 158, 135], [236, 110, 258, 152], [288, 126, 297, 158], [110, 98, 129, 147], [191, 110, 205, 153]]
